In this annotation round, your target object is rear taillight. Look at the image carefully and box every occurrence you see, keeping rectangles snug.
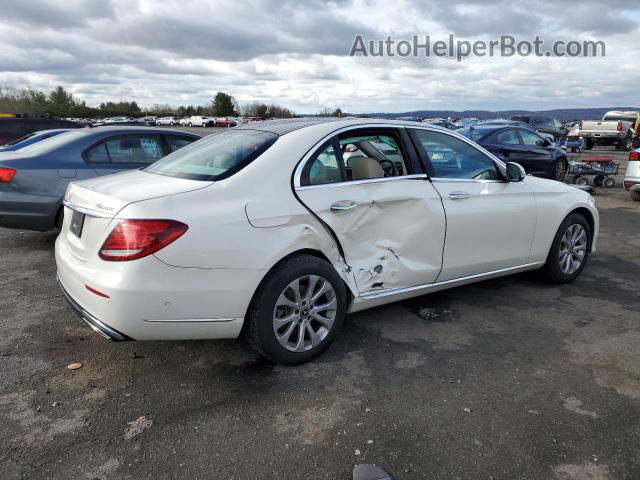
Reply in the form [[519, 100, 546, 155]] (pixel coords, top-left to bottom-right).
[[617, 120, 623, 131], [99, 219, 188, 262], [0, 167, 16, 183], [629, 151, 639, 161]]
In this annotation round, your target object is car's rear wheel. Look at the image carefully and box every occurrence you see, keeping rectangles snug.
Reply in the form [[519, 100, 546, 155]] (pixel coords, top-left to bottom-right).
[[553, 158, 568, 181], [630, 190, 640, 202], [244, 255, 347, 365], [585, 139, 594, 150], [55, 207, 64, 230], [540, 213, 591, 283]]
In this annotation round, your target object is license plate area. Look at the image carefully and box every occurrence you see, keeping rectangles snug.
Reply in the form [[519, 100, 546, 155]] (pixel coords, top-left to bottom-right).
[[70, 210, 85, 237]]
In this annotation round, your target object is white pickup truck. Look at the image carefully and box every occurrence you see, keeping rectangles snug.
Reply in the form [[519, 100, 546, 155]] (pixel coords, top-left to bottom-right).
[[578, 111, 639, 151]]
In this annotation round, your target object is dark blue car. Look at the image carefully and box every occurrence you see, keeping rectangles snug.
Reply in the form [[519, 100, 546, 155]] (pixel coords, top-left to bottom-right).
[[457, 125, 568, 181], [0, 126, 201, 231], [0, 128, 71, 152]]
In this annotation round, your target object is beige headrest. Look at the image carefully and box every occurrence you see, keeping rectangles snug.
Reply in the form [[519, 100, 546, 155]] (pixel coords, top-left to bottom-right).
[[352, 157, 384, 180]]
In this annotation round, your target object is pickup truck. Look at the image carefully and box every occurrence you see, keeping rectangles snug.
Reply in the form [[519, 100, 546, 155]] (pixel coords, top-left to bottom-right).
[[578, 111, 638, 150]]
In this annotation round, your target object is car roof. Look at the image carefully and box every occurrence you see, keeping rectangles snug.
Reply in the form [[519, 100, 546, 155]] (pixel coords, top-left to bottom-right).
[[234, 117, 424, 136], [84, 126, 200, 136]]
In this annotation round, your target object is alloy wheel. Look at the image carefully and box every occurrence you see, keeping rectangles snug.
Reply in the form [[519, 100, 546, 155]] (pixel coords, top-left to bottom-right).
[[272, 275, 337, 352], [558, 224, 587, 275], [555, 160, 567, 181]]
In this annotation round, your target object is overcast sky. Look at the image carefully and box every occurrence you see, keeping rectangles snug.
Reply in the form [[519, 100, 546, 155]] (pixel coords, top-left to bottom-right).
[[1, 0, 639, 113]]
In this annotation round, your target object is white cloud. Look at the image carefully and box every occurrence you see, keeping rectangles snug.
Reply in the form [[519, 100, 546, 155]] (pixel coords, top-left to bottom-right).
[[1, 0, 638, 113]]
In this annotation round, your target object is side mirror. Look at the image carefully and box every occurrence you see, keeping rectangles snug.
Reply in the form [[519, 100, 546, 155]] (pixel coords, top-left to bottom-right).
[[506, 162, 526, 182]]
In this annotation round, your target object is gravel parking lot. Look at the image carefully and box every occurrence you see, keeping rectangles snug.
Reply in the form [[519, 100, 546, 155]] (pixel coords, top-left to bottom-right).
[[1, 146, 639, 480]]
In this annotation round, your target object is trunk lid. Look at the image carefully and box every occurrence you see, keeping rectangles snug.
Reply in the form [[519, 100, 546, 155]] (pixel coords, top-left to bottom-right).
[[62, 170, 212, 262]]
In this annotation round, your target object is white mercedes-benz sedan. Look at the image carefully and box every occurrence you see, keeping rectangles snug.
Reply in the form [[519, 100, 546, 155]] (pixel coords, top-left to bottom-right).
[[55, 118, 599, 364]]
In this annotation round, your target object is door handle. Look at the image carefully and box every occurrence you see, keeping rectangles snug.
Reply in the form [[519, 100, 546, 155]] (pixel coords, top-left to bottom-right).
[[448, 191, 471, 200], [330, 200, 358, 211]]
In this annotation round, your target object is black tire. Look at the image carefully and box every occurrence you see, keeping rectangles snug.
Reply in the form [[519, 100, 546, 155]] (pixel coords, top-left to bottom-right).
[[244, 255, 347, 365], [55, 207, 64, 230], [540, 213, 592, 284], [574, 176, 589, 186], [593, 175, 605, 187], [553, 158, 568, 182], [585, 139, 594, 150], [630, 190, 640, 202]]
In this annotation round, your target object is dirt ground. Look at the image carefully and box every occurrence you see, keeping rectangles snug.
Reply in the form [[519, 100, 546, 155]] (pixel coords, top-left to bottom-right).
[[1, 146, 639, 480]]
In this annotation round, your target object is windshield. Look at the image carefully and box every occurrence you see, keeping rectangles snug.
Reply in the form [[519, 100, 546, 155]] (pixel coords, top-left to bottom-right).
[[146, 129, 278, 181], [17, 130, 86, 155], [457, 127, 492, 141]]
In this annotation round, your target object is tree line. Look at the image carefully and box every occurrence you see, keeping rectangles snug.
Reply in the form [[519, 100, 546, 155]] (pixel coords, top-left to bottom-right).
[[0, 85, 298, 119]]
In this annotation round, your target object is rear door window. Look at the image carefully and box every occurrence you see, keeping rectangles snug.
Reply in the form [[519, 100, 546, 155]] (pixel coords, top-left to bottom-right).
[[85, 142, 110, 163], [105, 135, 164, 164], [303, 141, 344, 186]]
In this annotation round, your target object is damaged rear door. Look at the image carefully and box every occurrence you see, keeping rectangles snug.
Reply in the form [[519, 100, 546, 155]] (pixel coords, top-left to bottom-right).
[[295, 127, 445, 294]]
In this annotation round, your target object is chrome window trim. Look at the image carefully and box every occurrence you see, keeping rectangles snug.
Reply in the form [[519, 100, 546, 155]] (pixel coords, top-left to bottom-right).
[[293, 123, 419, 189], [292, 123, 509, 189], [62, 199, 114, 219], [295, 173, 428, 191], [430, 177, 507, 184]]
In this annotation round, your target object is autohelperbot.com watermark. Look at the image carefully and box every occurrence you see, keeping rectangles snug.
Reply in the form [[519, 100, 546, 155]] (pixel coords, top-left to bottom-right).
[[349, 34, 606, 61]]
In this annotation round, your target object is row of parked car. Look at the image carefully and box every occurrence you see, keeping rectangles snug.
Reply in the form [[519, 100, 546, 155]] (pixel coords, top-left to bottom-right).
[[101, 115, 263, 128], [423, 111, 640, 152]]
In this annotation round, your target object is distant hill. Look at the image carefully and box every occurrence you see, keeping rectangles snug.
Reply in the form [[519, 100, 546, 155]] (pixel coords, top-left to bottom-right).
[[351, 107, 640, 121]]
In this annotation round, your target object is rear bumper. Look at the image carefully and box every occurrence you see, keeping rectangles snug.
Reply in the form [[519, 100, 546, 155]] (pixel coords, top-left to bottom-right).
[[581, 132, 623, 139], [623, 176, 640, 190], [55, 233, 261, 341], [57, 276, 132, 341]]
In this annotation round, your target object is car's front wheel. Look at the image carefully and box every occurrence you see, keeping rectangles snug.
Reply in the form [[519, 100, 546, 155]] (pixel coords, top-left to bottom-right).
[[244, 255, 347, 365], [540, 213, 591, 283], [553, 158, 568, 181]]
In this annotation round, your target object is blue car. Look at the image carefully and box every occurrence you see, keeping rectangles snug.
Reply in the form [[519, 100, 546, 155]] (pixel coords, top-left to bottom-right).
[[457, 125, 569, 181], [0, 129, 71, 152], [0, 126, 201, 231]]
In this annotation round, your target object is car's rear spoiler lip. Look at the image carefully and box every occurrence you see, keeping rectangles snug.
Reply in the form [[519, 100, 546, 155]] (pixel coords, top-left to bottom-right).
[[62, 199, 116, 218]]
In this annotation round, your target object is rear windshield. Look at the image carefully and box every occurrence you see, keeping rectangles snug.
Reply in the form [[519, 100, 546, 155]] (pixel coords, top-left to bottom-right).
[[4, 132, 36, 146], [17, 130, 86, 154], [457, 127, 493, 141], [146, 129, 278, 181]]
